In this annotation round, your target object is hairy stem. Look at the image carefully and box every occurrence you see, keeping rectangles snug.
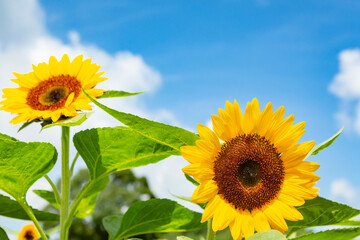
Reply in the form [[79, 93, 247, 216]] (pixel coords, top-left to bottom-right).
[[60, 126, 70, 240], [18, 198, 48, 240]]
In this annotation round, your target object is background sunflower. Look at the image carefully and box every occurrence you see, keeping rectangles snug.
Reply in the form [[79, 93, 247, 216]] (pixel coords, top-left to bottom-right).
[[0, 54, 107, 124]]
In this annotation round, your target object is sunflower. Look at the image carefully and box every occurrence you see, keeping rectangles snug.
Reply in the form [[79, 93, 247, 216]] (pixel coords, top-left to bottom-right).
[[0, 54, 107, 124], [18, 224, 40, 240], [181, 98, 319, 239]]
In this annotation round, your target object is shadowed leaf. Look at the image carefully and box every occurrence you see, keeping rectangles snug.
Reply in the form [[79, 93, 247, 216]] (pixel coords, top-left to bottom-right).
[[0, 194, 58, 221], [292, 228, 360, 240], [107, 199, 206, 240]]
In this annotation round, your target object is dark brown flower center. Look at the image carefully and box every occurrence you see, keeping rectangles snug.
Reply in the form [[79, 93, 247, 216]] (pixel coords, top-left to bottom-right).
[[26, 74, 81, 111], [238, 159, 262, 188], [24, 230, 34, 240], [214, 134, 284, 211]]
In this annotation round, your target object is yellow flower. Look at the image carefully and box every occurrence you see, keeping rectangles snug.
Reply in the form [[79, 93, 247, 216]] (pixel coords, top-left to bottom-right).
[[18, 224, 40, 240], [1, 54, 107, 124], [181, 98, 319, 239]]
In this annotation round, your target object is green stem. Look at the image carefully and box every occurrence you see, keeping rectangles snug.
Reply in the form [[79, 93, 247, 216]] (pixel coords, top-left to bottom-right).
[[70, 152, 80, 177], [17, 198, 48, 240], [60, 126, 70, 240], [45, 175, 61, 206], [64, 180, 94, 229], [207, 219, 216, 240]]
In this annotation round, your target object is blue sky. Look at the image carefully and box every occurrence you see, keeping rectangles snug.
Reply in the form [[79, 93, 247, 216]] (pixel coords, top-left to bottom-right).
[[1, 0, 360, 235], [41, 0, 360, 197]]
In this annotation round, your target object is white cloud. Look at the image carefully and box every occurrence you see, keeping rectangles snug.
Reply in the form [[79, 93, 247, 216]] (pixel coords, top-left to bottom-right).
[[330, 178, 357, 203], [329, 49, 360, 135], [0, 0, 196, 235]]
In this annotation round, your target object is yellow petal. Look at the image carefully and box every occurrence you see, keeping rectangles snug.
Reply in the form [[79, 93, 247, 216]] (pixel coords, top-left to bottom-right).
[[197, 124, 220, 151], [252, 209, 271, 233], [212, 197, 236, 231], [211, 114, 231, 141], [192, 180, 218, 203]]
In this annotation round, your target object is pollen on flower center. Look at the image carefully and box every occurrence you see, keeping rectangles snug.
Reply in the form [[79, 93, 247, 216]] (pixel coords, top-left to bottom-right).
[[214, 134, 284, 211], [238, 159, 262, 188], [26, 74, 81, 111], [39, 86, 69, 105]]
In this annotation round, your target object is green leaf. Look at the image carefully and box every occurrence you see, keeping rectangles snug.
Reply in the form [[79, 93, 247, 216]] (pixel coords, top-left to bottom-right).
[[172, 195, 205, 209], [292, 228, 360, 240], [98, 90, 145, 99], [103, 215, 122, 239], [0, 227, 9, 240], [42, 112, 93, 129], [247, 230, 287, 240], [0, 137, 57, 199], [306, 127, 343, 159], [73, 127, 175, 180], [0, 194, 58, 221], [336, 220, 360, 226], [83, 90, 199, 155], [288, 197, 360, 229], [33, 190, 59, 209], [185, 174, 199, 186], [75, 176, 109, 218], [0, 133, 17, 141], [177, 237, 194, 240], [110, 199, 206, 240], [18, 119, 41, 132]]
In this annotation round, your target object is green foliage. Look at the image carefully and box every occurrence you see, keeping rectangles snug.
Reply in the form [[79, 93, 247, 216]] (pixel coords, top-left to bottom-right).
[[84, 90, 200, 154], [177, 237, 194, 240], [248, 230, 287, 240], [288, 197, 360, 229], [306, 127, 343, 159], [0, 194, 58, 221], [0, 135, 57, 199], [42, 112, 93, 129], [0, 227, 9, 240], [33, 190, 59, 209], [107, 199, 206, 240], [75, 176, 109, 218], [335, 220, 360, 226], [73, 127, 175, 180], [185, 174, 199, 186], [292, 228, 360, 240], [103, 216, 122, 239], [98, 90, 145, 98]]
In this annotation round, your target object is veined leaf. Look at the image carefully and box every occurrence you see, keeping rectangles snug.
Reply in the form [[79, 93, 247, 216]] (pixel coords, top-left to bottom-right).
[[73, 127, 175, 180], [103, 215, 122, 239], [33, 190, 59, 209], [288, 197, 360, 229], [306, 127, 343, 159], [0, 194, 58, 221], [84, 90, 199, 155], [109, 199, 206, 240], [248, 230, 287, 240], [0, 133, 17, 141], [0, 136, 57, 199], [42, 112, 93, 129], [98, 90, 145, 99], [335, 220, 360, 226], [0, 227, 9, 240], [75, 176, 109, 218], [292, 228, 360, 240]]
